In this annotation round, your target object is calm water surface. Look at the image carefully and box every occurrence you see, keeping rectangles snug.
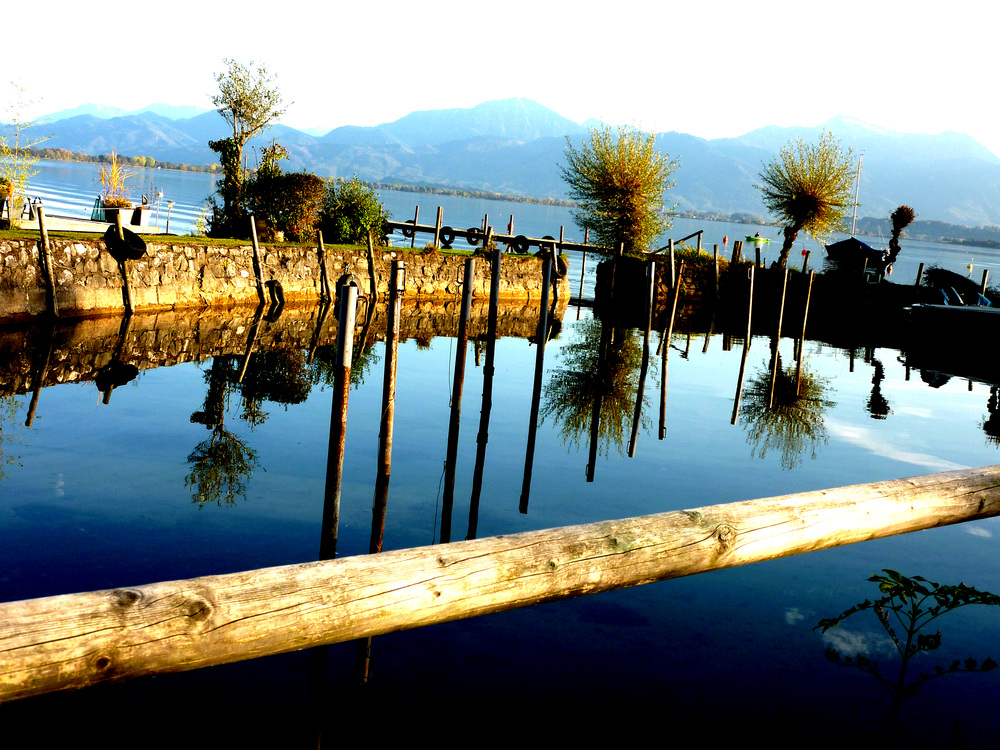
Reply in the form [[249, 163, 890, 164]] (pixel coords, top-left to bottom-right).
[[2, 296, 1000, 744]]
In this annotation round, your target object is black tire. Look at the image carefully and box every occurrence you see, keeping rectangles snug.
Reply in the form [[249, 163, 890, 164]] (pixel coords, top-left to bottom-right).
[[440, 227, 455, 248], [512, 235, 529, 254], [539, 235, 557, 253], [466, 228, 481, 246], [401, 220, 415, 239]]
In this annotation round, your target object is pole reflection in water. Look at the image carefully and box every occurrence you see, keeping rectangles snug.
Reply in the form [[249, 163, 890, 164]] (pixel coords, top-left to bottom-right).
[[441, 258, 475, 543], [731, 266, 755, 425], [520, 252, 553, 513], [469, 238, 501, 539], [659, 261, 685, 440], [628, 261, 655, 458]]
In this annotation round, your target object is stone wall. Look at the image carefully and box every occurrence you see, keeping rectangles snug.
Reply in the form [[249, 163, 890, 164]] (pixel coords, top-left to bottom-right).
[[0, 237, 568, 321]]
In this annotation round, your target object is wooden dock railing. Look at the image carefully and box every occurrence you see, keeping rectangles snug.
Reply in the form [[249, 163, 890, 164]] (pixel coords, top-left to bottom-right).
[[3, 465, 1000, 703]]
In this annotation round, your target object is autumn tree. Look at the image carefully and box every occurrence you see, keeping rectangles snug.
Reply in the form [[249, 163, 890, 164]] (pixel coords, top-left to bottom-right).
[[560, 124, 678, 256], [757, 131, 855, 268]]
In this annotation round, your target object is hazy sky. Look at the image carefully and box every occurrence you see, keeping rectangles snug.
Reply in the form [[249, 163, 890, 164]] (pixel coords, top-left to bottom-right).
[[6, 1, 996, 154]]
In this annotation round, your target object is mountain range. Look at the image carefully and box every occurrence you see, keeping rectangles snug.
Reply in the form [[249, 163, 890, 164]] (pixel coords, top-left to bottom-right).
[[20, 98, 1000, 227]]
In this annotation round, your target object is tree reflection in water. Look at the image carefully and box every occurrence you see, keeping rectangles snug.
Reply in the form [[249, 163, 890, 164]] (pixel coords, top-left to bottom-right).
[[187, 355, 260, 507], [541, 316, 646, 457], [739, 348, 833, 470]]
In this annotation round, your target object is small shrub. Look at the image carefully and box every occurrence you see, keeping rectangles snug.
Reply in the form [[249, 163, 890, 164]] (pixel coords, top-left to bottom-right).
[[318, 177, 390, 244]]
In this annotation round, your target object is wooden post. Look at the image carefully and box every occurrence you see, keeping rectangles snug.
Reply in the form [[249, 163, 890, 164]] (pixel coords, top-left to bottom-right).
[[915, 262, 925, 287], [441, 257, 475, 542], [696, 233, 702, 253], [668, 239, 676, 289], [731, 240, 742, 265], [802, 250, 811, 275], [317, 231, 331, 301], [520, 252, 553, 513], [469, 232, 499, 540], [365, 232, 378, 302], [7, 465, 1000, 703], [981, 269, 990, 296], [768, 269, 790, 408], [410, 206, 419, 249], [434, 206, 443, 249], [713, 244, 719, 299], [320, 283, 358, 562], [35, 206, 57, 316], [249, 217, 265, 305], [755, 246, 761, 268]]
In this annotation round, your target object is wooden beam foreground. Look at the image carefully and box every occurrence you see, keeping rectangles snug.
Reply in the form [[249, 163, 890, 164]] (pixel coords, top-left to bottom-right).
[[3, 465, 1000, 703]]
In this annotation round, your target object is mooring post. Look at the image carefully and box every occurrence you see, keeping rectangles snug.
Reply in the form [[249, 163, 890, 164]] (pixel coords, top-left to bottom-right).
[[730, 240, 742, 265], [410, 206, 419, 249], [320, 282, 358, 562], [755, 246, 762, 268], [520, 251, 553, 513], [249, 217, 266, 305], [802, 250, 811, 275], [981, 269, 990, 296], [434, 207, 443, 249], [713, 244, 720, 299], [317, 230, 331, 301], [669, 239, 676, 289], [35, 206, 57, 316], [915, 262, 925, 287], [441, 257, 476, 542]]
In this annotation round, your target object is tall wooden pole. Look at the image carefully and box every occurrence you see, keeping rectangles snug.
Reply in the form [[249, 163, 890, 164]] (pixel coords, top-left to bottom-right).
[[520, 251, 553, 513]]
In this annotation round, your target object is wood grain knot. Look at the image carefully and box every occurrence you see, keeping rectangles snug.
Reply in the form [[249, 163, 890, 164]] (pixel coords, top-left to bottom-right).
[[93, 654, 113, 671], [715, 524, 736, 552], [186, 599, 211, 622], [112, 589, 142, 608]]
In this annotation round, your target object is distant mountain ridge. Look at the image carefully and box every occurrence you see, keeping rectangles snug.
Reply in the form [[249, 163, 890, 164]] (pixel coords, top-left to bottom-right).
[[23, 98, 1000, 227]]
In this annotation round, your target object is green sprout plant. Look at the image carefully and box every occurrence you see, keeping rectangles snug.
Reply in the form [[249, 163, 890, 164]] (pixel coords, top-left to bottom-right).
[[816, 570, 1000, 725]]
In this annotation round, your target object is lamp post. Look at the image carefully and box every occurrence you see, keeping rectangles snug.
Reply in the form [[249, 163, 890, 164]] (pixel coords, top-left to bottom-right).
[[165, 201, 175, 234], [154, 190, 163, 229]]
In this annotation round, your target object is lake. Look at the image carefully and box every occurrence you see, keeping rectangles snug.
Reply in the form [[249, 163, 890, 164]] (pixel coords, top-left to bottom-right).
[[2, 284, 1000, 744], [5, 162, 1000, 745], [24, 159, 1000, 294]]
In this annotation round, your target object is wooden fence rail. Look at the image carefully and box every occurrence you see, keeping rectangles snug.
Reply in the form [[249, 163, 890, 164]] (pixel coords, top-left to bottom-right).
[[3, 465, 1000, 703]]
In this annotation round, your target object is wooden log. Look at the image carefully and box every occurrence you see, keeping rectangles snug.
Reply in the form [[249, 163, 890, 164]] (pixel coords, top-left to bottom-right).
[[4, 465, 1000, 703]]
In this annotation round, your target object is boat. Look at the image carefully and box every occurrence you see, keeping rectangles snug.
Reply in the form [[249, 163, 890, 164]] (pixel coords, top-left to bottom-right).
[[824, 155, 890, 274]]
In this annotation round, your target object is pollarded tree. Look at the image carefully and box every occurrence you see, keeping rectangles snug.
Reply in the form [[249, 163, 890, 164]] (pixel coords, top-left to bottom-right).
[[560, 124, 679, 256], [887, 205, 916, 263], [758, 131, 855, 268], [211, 59, 286, 231]]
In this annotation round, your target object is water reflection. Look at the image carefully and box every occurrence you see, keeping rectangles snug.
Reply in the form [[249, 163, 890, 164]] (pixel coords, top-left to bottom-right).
[[541, 316, 646, 464], [738, 346, 834, 470], [187, 355, 261, 506]]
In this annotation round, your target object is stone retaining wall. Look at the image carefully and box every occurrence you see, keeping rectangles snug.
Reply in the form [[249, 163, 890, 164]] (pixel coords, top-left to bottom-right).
[[0, 237, 567, 321]]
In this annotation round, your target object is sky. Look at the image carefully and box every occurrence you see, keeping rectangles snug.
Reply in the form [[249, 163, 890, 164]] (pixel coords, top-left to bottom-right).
[[5, 1, 998, 155]]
